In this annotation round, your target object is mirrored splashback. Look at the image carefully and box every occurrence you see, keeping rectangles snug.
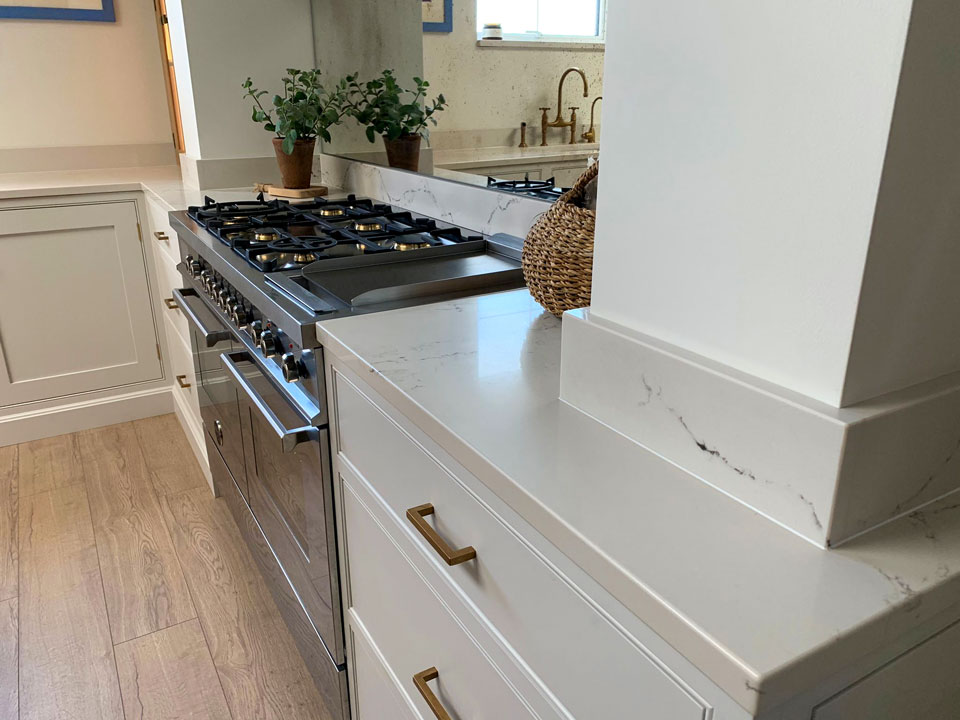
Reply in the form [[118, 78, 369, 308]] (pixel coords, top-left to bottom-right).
[[310, 0, 603, 200]]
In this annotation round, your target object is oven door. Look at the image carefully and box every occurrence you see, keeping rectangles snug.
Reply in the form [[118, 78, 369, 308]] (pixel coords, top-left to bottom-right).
[[173, 287, 247, 499], [220, 350, 344, 668]]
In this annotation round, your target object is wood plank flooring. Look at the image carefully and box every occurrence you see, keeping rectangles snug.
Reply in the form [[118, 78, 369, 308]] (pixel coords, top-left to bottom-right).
[[0, 415, 331, 720], [78, 423, 195, 644]]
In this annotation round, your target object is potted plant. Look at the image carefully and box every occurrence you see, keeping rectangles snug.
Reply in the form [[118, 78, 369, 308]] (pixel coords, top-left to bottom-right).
[[346, 70, 446, 172], [242, 68, 348, 189]]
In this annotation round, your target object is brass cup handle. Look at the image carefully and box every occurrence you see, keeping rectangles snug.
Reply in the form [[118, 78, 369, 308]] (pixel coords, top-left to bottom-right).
[[154, 230, 170, 242], [164, 297, 179, 310], [405, 503, 476, 566], [413, 667, 451, 720], [175, 374, 191, 389]]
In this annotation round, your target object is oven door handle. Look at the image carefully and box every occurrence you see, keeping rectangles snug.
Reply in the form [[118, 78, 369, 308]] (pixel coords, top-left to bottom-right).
[[172, 288, 233, 348], [220, 351, 317, 453]]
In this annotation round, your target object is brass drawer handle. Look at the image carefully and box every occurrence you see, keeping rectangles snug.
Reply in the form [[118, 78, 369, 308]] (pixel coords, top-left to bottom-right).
[[154, 230, 170, 242], [175, 374, 191, 389], [164, 297, 179, 310], [406, 503, 476, 566], [413, 667, 451, 720]]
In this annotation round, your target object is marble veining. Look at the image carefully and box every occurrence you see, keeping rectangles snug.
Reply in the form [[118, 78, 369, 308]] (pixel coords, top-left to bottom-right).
[[319, 153, 548, 238], [316, 288, 960, 715]]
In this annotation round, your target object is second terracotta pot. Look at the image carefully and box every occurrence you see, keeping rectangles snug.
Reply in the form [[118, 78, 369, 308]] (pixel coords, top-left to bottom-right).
[[382, 133, 422, 172], [272, 136, 316, 189]]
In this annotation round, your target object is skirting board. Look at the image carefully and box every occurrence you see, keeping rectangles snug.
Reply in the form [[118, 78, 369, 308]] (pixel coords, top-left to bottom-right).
[[0, 384, 173, 447], [172, 386, 213, 494], [560, 308, 960, 548]]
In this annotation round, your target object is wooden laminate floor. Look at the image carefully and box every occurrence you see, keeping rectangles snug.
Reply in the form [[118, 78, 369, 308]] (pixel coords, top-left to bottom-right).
[[0, 415, 330, 720]]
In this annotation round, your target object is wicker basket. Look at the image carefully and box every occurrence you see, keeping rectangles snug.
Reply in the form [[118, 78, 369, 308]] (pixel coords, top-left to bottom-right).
[[522, 162, 598, 316]]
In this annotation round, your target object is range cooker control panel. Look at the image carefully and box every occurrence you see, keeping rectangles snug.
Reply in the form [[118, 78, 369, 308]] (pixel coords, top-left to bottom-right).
[[185, 254, 306, 384]]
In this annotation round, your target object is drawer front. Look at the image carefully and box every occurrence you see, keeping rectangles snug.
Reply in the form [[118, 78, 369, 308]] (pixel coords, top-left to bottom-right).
[[146, 196, 179, 267], [164, 315, 201, 424], [335, 369, 708, 720], [341, 468, 538, 720], [348, 613, 422, 720], [156, 256, 190, 348]]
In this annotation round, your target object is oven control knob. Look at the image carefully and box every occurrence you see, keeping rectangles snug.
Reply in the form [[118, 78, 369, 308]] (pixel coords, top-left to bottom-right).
[[231, 305, 251, 328], [217, 288, 230, 309], [188, 259, 202, 277], [259, 329, 278, 357], [199, 270, 211, 288], [210, 282, 222, 299], [249, 320, 264, 343], [280, 353, 302, 383]]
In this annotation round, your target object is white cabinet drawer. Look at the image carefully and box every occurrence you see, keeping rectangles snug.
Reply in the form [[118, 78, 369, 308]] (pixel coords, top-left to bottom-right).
[[146, 196, 179, 267], [348, 612, 422, 720], [341, 467, 538, 720], [334, 369, 708, 720], [155, 253, 189, 348], [164, 315, 200, 424]]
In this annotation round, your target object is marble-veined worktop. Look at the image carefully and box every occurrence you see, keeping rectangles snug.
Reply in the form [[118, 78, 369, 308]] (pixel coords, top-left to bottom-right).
[[433, 141, 599, 170], [316, 287, 960, 716], [0, 165, 263, 211]]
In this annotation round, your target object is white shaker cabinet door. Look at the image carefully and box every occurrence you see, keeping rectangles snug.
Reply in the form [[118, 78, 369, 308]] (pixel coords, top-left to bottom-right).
[[0, 200, 162, 407]]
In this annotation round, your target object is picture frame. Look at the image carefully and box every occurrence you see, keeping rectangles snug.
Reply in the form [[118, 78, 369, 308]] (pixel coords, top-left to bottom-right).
[[422, 0, 452, 33], [0, 0, 115, 22]]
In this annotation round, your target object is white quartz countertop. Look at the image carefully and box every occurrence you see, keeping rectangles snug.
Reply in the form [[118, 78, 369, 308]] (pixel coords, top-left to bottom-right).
[[433, 142, 599, 170], [316, 288, 960, 715], [0, 165, 270, 211]]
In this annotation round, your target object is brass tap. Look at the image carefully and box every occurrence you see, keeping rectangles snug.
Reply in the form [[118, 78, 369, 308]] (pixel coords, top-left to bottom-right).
[[519, 121, 528, 148], [581, 96, 602, 143], [542, 67, 589, 145]]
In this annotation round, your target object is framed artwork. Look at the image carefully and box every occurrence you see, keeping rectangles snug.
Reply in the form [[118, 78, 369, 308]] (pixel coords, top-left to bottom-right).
[[0, 0, 115, 22], [422, 0, 451, 33]]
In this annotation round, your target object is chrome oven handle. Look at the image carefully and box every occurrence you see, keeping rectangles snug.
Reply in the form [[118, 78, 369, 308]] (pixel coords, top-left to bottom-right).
[[172, 288, 232, 348], [220, 351, 317, 453]]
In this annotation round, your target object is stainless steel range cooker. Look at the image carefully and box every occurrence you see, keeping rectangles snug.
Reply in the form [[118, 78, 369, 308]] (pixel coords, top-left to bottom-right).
[[169, 194, 525, 719]]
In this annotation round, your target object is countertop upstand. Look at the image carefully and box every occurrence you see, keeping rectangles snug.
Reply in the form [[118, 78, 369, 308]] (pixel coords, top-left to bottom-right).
[[316, 288, 960, 716]]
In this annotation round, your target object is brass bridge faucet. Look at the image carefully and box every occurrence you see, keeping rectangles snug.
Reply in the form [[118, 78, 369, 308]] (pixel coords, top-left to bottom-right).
[[541, 67, 589, 146], [581, 96, 602, 143]]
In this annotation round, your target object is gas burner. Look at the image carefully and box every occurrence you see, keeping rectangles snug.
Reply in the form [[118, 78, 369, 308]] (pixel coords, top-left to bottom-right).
[[486, 176, 569, 201], [354, 219, 385, 233], [254, 228, 283, 242]]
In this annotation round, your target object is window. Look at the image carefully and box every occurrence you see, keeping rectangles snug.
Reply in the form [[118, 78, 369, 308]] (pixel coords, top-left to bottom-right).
[[476, 0, 605, 43]]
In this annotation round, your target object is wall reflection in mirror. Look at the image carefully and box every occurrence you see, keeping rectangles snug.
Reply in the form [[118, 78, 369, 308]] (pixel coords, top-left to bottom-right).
[[311, 0, 603, 201]]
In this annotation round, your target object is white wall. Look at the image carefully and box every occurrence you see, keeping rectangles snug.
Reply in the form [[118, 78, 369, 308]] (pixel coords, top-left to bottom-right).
[[0, 0, 171, 152], [589, 0, 913, 407], [169, 0, 315, 161], [422, 1, 604, 148], [841, 0, 960, 405], [311, 0, 424, 154]]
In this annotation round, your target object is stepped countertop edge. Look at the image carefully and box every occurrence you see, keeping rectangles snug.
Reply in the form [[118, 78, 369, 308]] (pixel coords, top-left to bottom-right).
[[315, 287, 960, 716]]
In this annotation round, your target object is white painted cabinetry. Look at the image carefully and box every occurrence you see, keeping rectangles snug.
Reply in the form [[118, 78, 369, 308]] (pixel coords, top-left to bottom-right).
[[0, 197, 162, 408], [143, 194, 209, 480], [330, 363, 725, 720]]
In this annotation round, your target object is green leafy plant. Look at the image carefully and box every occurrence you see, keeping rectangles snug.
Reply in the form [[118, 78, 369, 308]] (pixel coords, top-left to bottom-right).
[[345, 69, 447, 143], [242, 68, 349, 154]]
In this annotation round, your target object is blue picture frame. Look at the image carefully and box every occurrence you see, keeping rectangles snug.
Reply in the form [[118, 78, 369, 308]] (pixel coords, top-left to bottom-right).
[[422, 0, 452, 33], [0, 0, 115, 22]]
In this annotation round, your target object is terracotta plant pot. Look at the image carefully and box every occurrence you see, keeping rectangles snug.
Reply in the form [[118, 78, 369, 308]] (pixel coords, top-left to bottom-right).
[[382, 133, 422, 172], [272, 136, 316, 189]]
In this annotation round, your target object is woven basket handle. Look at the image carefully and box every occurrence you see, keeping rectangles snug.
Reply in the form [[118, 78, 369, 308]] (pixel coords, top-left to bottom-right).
[[560, 160, 599, 205]]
